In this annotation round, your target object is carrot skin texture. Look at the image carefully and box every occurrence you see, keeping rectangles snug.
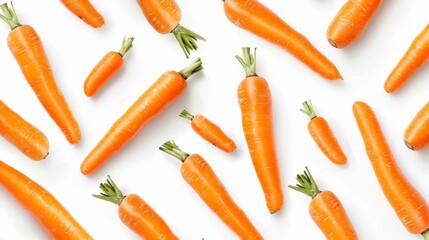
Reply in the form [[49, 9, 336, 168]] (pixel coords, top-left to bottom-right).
[[404, 102, 429, 151], [353, 101, 429, 234], [137, 0, 181, 34], [60, 0, 104, 28]]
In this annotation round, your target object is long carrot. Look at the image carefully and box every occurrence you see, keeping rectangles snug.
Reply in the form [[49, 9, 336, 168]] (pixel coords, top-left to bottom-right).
[[160, 141, 263, 239], [223, 0, 342, 80], [81, 58, 203, 175], [93, 176, 179, 239], [353, 101, 429, 238], [0, 100, 49, 160], [300, 101, 347, 165], [60, 0, 104, 28], [384, 24, 429, 93], [0, 160, 92, 239], [289, 167, 358, 239], [404, 101, 429, 151], [84, 37, 134, 97], [136, 0, 205, 58], [0, 2, 80, 144], [179, 108, 236, 153], [327, 0, 383, 48]]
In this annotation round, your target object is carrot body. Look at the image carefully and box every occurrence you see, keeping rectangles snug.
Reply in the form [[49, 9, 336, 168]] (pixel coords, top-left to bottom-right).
[[353, 101, 429, 234], [0, 161, 92, 239], [60, 0, 104, 28], [384, 24, 429, 93], [192, 114, 236, 152], [404, 101, 429, 151], [137, 0, 181, 34], [327, 0, 383, 48], [0, 101, 49, 160]]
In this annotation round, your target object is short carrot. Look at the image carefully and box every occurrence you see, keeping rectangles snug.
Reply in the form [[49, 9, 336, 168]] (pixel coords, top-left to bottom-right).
[[93, 176, 179, 239], [0, 2, 80, 144], [160, 141, 263, 239], [80, 58, 203, 175], [60, 0, 104, 28], [236, 47, 284, 214], [289, 167, 358, 240], [223, 0, 342, 80], [179, 108, 236, 153], [0, 100, 49, 160], [84, 37, 134, 97], [353, 101, 429, 238], [404, 101, 429, 151], [300, 101, 347, 165], [0, 160, 93, 239]]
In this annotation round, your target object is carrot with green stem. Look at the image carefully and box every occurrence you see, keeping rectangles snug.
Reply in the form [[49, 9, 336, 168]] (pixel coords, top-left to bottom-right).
[[404, 101, 429, 151], [60, 0, 104, 28], [160, 141, 263, 239]]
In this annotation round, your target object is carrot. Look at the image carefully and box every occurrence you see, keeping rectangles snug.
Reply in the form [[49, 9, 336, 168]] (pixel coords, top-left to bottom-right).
[[223, 0, 342, 80], [404, 101, 429, 151], [300, 101, 347, 165], [0, 2, 80, 144], [179, 108, 236, 153], [384, 24, 429, 93], [289, 167, 358, 239], [327, 0, 383, 48], [80, 58, 203, 175], [60, 0, 104, 28], [136, 0, 205, 58], [0, 160, 92, 239], [236, 47, 284, 214], [160, 141, 263, 239], [353, 101, 429, 238], [93, 176, 178, 239], [84, 37, 134, 97], [0, 100, 49, 160]]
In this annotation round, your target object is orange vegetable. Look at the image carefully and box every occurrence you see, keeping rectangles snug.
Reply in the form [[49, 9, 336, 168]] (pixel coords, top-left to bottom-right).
[[60, 0, 104, 28], [404, 101, 429, 150]]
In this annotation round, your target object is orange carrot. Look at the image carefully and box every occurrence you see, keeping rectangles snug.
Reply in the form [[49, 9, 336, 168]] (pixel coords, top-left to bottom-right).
[[80, 58, 203, 175], [327, 0, 383, 48], [353, 101, 429, 238], [223, 0, 342, 80], [300, 101, 347, 165], [0, 2, 80, 144], [0, 160, 92, 239], [93, 176, 179, 239], [179, 109, 236, 153], [0, 100, 49, 160], [136, 0, 205, 58], [60, 0, 104, 28], [236, 47, 283, 213], [289, 167, 358, 239], [404, 101, 429, 151], [160, 141, 263, 239], [384, 24, 429, 93], [84, 37, 134, 97]]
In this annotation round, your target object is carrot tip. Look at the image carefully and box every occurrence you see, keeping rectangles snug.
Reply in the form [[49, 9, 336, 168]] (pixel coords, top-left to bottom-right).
[[327, 38, 338, 48], [43, 152, 49, 160], [404, 140, 415, 151]]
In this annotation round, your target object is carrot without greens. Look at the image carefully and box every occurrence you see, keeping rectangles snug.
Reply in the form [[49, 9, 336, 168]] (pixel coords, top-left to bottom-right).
[[0, 160, 92, 239], [223, 0, 342, 80], [60, 0, 104, 28], [0, 2, 80, 144], [384, 24, 429, 93], [80, 58, 203, 175], [404, 101, 429, 151], [289, 167, 358, 239], [93, 176, 178, 239], [160, 141, 263, 239], [353, 101, 429, 238], [327, 0, 383, 48], [236, 47, 283, 213], [300, 101, 347, 165], [84, 37, 134, 97], [0, 100, 49, 160], [179, 109, 236, 153], [136, 0, 205, 58]]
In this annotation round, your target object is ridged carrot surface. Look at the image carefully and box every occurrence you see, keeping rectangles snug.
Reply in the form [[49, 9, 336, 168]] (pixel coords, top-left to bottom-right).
[[60, 0, 104, 28]]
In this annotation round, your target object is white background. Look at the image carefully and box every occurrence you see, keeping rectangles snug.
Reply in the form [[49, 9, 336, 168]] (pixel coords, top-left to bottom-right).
[[0, 0, 428, 239]]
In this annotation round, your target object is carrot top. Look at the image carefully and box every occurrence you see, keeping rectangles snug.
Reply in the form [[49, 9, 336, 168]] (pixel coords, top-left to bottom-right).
[[93, 175, 125, 206], [0, 2, 21, 30], [179, 108, 194, 121], [288, 167, 321, 199], [173, 25, 206, 59], [179, 58, 203, 79], [159, 141, 190, 162], [424, 229, 429, 239], [118, 37, 134, 57], [300, 100, 317, 120], [235, 47, 257, 77]]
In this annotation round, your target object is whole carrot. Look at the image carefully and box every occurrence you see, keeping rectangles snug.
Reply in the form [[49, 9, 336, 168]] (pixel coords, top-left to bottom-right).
[[0, 2, 80, 144], [160, 141, 263, 239], [223, 0, 342, 80], [327, 0, 383, 48], [81, 58, 203, 175], [93, 176, 179, 239], [404, 101, 429, 151], [236, 47, 283, 213], [0, 160, 92, 239], [289, 167, 358, 239], [84, 37, 134, 97], [300, 101, 347, 165], [60, 0, 104, 28], [179, 108, 236, 153], [353, 101, 429, 238], [0, 100, 49, 160]]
